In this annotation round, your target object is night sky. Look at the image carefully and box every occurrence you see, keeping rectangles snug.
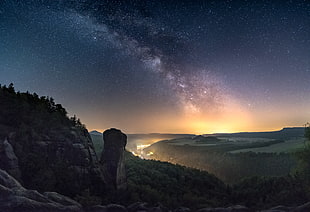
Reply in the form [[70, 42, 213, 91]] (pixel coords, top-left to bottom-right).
[[1, 0, 309, 133]]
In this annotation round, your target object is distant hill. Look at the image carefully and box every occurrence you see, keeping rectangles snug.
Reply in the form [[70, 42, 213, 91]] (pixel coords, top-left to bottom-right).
[[192, 135, 221, 143], [143, 127, 305, 184], [91, 127, 305, 143], [209, 127, 304, 139], [89, 130, 102, 136]]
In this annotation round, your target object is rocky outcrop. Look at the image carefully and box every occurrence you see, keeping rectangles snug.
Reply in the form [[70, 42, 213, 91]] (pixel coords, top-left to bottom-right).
[[0, 168, 82, 212], [1, 127, 106, 197], [100, 128, 127, 190], [0, 125, 128, 199], [1, 166, 310, 212], [0, 137, 21, 181]]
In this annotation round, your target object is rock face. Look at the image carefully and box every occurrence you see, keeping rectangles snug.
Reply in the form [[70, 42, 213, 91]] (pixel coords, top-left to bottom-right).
[[0, 168, 82, 212], [0, 127, 106, 197], [0, 137, 21, 181], [100, 128, 127, 190], [0, 85, 107, 197]]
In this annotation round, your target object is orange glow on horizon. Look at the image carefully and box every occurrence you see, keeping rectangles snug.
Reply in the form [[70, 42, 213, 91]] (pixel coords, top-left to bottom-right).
[[84, 92, 307, 135]]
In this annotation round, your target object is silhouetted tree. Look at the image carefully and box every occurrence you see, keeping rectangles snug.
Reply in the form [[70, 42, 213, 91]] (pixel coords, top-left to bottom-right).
[[305, 123, 310, 142], [8, 83, 15, 93]]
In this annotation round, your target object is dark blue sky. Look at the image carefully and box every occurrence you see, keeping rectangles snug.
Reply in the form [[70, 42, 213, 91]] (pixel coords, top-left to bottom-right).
[[1, 0, 309, 133]]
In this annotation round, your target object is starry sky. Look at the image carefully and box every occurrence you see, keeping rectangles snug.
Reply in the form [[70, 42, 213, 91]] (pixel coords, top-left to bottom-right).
[[1, 0, 309, 134]]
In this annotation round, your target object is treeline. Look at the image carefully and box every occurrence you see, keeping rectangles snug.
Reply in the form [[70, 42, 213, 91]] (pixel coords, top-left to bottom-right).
[[0, 83, 85, 138]]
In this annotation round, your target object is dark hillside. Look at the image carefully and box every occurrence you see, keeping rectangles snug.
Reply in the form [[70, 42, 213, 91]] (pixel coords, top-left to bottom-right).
[[125, 151, 229, 209], [0, 84, 105, 197]]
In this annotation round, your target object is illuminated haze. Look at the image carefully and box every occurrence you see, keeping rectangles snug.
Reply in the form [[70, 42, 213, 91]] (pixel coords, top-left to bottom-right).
[[1, 0, 309, 133]]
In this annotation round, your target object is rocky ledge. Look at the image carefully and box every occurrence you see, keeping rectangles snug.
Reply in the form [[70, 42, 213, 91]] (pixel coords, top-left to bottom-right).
[[0, 168, 81, 212], [1, 168, 310, 212]]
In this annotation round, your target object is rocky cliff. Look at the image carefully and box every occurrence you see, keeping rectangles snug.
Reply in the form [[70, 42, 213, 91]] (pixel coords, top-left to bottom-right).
[[0, 126, 106, 197], [0, 85, 106, 197]]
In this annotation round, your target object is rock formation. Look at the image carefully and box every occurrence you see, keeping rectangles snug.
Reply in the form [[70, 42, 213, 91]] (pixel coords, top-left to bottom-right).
[[0, 137, 21, 181], [100, 128, 127, 190], [0, 168, 82, 212], [0, 126, 106, 197]]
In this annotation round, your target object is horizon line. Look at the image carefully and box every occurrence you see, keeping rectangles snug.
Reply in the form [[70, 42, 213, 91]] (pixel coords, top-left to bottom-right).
[[89, 126, 305, 135]]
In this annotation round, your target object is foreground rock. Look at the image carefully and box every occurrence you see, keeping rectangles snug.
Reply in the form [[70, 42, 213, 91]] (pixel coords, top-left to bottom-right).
[[1, 168, 309, 212], [0, 168, 82, 212], [100, 128, 127, 190]]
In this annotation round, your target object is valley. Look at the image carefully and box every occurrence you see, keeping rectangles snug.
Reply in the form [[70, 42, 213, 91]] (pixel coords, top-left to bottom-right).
[[91, 127, 305, 184]]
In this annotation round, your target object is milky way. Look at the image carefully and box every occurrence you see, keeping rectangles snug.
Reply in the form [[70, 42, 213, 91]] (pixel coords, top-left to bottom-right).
[[1, 0, 310, 133], [60, 1, 228, 114]]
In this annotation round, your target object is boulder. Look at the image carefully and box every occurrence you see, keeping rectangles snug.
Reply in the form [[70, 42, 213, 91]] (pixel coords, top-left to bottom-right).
[[100, 128, 127, 190]]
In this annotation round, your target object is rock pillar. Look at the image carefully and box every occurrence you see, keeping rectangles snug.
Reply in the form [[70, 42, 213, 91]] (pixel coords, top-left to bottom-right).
[[100, 128, 127, 190]]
